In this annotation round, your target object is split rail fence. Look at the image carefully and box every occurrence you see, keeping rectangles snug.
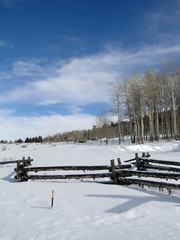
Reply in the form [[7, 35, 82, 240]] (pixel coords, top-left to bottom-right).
[[119, 153, 180, 193], [0, 157, 33, 166], [13, 153, 180, 193], [14, 158, 131, 182]]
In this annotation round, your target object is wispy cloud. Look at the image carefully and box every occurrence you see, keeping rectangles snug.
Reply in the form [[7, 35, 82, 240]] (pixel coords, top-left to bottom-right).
[[11, 59, 59, 77], [1, 43, 180, 107], [0, 40, 14, 48], [0, 40, 7, 47], [145, 0, 180, 43], [0, 0, 25, 8], [176, 0, 180, 15]]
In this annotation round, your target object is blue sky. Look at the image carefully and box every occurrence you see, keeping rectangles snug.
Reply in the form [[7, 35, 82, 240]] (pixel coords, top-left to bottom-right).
[[0, 0, 180, 140]]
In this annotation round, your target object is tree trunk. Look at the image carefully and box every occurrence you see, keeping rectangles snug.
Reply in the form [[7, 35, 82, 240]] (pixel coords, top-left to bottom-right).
[[171, 93, 177, 138], [154, 100, 159, 141], [118, 102, 122, 144], [149, 106, 154, 141], [140, 99, 144, 144]]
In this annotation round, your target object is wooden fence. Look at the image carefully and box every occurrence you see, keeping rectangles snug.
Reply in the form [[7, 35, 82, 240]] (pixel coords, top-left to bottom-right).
[[13, 153, 180, 193], [117, 153, 180, 192], [14, 158, 131, 182], [0, 157, 33, 166]]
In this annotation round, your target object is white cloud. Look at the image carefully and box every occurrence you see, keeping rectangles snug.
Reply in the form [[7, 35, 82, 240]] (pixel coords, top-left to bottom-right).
[[0, 40, 7, 47], [0, 111, 96, 141], [0, 39, 14, 48], [145, 1, 180, 41], [11, 59, 61, 78], [66, 105, 83, 114], [12, 60, 45, 77], [1, 43, 180, 107], [0, 53, 119, 105]]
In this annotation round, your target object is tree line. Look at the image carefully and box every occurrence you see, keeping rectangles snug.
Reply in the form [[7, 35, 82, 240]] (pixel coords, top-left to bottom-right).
[[14, 136, 43, 143], [43, 122, 131, 144]]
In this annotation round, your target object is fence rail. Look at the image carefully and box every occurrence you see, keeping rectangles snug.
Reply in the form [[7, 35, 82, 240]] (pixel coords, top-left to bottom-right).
[[13, 153, 180, 193], [139, 158, 180, 167], [28, 172, 113, 180], [23, 164, 131, 172], [0, 157, 33, 165], [143, 164, 180, 173], [14, 159, 131, 182], [116, 169, 180, 180], [117, 178, 180, 192]]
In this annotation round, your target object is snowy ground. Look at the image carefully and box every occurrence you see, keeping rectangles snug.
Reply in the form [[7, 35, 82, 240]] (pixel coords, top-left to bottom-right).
[[0, 140, 180, 240]]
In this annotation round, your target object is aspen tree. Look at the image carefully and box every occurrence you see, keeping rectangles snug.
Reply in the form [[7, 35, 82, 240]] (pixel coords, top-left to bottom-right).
[[109, 79, 124, 144], [161, 59, 178, 139]]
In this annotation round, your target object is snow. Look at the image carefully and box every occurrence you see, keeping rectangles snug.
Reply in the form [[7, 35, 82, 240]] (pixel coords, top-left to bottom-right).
[[0, 140, 180, 240]]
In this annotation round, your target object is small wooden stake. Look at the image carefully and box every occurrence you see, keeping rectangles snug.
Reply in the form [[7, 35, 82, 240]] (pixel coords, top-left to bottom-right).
[[51, 190, 54, 208]]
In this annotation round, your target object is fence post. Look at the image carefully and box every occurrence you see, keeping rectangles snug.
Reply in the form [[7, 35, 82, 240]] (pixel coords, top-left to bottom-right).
[[22, 156, 27, 167], [15, 158, 28, 182], [111, 159, 117, 184], [142, 152, 145, 158], [27, 156, 31, 166], [16, 161, 21, 181], [135, 153, 140, 170], [117, 158, 121, 165]]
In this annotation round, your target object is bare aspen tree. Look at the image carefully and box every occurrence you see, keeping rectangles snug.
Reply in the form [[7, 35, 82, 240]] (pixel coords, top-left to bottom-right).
[[176, 66, 180, 135], [109, 79, 124, 144], [144, 70, 155, 141], [124, 76, 138, 143], [132, 70, 144, 144], [164, 86, 171, 138], [124, 70, 144, 144], [153, 73, 160, 141], [96, 112, 110, 145], [124, 78, 134, 142], [159, 74, 171, 138], [161, 59, 178, 139]]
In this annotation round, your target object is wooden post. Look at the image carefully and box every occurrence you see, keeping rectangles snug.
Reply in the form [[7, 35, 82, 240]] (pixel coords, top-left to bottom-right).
[[16, 161, 21, 181], [117, 158, 121, 165], [22, 157, 26, 167], [142, 152, 145, 157], [136, 153, 146, 171], [135, 153, 140, 170], [15, 158, 28, 182], [27, 156, 31, 166], [141, 153, 146, 170], [110, 159, 117, 184]]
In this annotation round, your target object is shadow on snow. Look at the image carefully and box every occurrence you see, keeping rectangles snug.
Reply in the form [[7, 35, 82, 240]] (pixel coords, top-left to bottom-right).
[[86, 187, 180, 214]]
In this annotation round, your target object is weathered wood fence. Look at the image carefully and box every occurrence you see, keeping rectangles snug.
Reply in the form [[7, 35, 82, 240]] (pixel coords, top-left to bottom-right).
[[13, 153, 180, 193], [117, 152, 180, 192], [0, 157, 33, 166], [14, 159, 131, 182]]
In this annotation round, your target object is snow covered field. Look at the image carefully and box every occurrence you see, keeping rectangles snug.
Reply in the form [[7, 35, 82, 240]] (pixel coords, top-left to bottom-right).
[[0, 140, 180, 240]]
